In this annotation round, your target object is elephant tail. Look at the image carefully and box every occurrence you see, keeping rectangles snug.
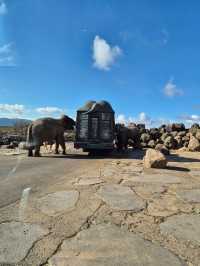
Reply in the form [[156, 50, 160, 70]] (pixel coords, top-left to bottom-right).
[[26, 124, 34, 149]]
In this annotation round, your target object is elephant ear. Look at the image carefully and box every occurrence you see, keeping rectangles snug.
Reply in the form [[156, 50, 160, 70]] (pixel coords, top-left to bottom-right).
[[60, 115, 75, 129]]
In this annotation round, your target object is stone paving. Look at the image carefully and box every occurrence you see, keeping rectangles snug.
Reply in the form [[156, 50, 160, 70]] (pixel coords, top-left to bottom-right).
[[0, 150, 200, 265], [35, 190, 79, 216], [50, 224, 185, 266]]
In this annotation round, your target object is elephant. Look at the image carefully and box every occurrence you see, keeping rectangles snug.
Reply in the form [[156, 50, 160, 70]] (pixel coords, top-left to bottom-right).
[[26, 115, 75, 157], [115, 124, 140, 151]]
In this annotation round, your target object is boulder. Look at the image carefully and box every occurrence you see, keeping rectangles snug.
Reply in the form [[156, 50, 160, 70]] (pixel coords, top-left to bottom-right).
[[171, 123, 185, 132], [195, 129, 200, 141], [6, 142, 18, 149], [148, 139, 156, 148], [137, 124, 146, 134], [189, 123, 199, 135], [164, 136, 176, 149], [184, 141, 189, 147], [171, 131, 178, 138], [159, 125, 166, 134], [140, 133, 151, 143], [143, 148, 167, 169], [182, 135, 189, 142], [150, 128, 161, 140], [191, 123, 199, 129], [137, 123, 145, 129], [182, 135, 190, 147], [177, 131, 186, 137], [178, 146, 188, 152], [188, 136, 200, 151], [155, 144, 170, 155], [140, 142, 147, 148], [160, 132, 170, 143], [174, 135, 183, 149]]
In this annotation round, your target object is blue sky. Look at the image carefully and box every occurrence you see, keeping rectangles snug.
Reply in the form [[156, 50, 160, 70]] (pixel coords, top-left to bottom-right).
[[0, 0, 200, 126]]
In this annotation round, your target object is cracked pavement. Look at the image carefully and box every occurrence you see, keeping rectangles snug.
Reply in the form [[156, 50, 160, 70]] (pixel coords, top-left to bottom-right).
[[0, 146, 200, 265]]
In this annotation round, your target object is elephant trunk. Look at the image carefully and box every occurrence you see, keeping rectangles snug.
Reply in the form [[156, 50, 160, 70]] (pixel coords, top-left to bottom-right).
[[26, 124, 34, 149]]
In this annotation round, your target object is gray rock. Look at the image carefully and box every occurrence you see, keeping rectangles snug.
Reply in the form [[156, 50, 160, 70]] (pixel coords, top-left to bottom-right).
[[0, 222, 48, 264], [155, 144, 170, 155], [171, 131, 178, 138], [97, 184, 146, 211], [140, 142, 147, 148], [189, 123, 199, 135], [182, 135, 190, 146], [188, 136, 200, 151], [195, 129, 200, 141], [176, 189, 200, 203], [164, 136, 176, 149], [140, 133, 151, 143], [49, 224, 185, 266], [171, 123, 185, 132], [148, 139, 156, 148], [160, 214, 200, 246], [35, 190, 79, 216], [174, 136, 183, 149], [150, 128, 161, 140], [161, 132, 171, 142], [178, 131, 186, 137]]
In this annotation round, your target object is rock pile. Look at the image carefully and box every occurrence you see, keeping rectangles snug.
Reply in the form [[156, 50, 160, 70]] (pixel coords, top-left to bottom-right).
[[0, 134, 25, 149], [116, 123, 200, 153]]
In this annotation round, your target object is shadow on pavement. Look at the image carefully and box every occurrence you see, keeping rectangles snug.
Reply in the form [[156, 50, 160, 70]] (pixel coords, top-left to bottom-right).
[[41, 149, 146, 160], [32, 149, 200, 166], [167, 154, 200, 163], [165, 165, 190, 172]]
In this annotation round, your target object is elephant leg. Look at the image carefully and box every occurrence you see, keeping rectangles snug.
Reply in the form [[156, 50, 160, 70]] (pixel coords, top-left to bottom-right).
[[60, 136, 66, 155], [55, 139, 59, 154], [34, 145, 41, 157], [28, 149, 33, 157]]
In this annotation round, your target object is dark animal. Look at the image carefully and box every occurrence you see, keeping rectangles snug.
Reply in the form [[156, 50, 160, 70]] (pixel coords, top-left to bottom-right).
[[26, 115, 75, 157], [115, 124, 140, 151]]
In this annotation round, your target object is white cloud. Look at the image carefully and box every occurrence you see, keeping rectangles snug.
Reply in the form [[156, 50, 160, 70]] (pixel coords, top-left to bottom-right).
[[178, 114, 200, 128], [138, 112, 152, 124], [0, 43, 16, 67], [0, 104, 25, 115], [93, 35, 122, 71], [116, 112, 153, 127], [179, 114, 200, 122], [0, 104, 70, 119], [163, 78, 183, 97], [0, 1, 7, 15], [0, 43, 12, 54], [36, 106, 64, 115], [116, 112, 172, 128], [116, 114, 127, 124]]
